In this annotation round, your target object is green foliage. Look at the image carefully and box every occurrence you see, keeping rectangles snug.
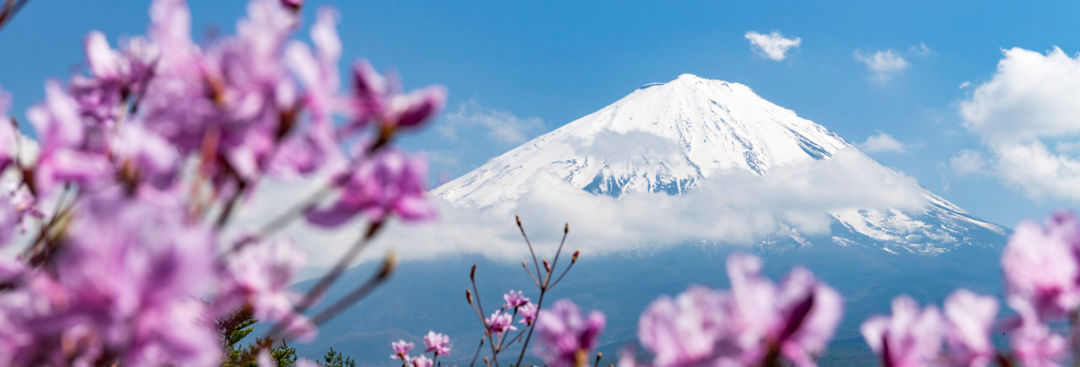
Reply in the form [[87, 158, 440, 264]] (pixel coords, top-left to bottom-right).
[[214, 307, 355, 367], [217, 308, 297, 367], [217, 308, 257, 350], [321, 347, 357, 367]]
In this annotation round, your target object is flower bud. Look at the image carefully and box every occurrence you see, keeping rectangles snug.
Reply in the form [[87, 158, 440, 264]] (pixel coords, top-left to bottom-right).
[[466, 289, 473, 304], [572, 250, 580, 264], [377, 251, 397, 280], [470, 264, 476, 280]]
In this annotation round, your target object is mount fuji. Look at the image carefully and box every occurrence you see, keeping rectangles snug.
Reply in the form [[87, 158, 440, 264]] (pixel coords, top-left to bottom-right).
[[292, 74, 1009, 366], [434, 73, 1005, 255]]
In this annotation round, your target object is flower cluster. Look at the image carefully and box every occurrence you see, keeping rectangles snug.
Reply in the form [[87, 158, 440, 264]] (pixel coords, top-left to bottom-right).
[[858, 211, 1080, 367], [626, 253, 842, 367], [389, 331, 451, 367], [0, 0, 442, 365], [534, 299, 606, 367]]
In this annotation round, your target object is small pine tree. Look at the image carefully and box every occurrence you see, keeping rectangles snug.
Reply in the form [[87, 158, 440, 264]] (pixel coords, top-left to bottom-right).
[[216, 307, 298, 367], [321, 347, 357, 367]]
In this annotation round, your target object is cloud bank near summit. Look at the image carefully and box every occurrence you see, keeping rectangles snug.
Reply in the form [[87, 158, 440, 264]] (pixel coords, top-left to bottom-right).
[[242, 148, 927, 266]]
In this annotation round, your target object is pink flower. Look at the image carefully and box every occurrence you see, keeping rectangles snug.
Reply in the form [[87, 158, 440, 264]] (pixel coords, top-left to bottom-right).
[[638, 286, 727, 367], [486, 310, 517, 335], [391, 339, 414, 360], [305, 149, 434, 227], [1006, 296, 1066, 367], [771, 267, 843, 367], [219, 236, 314, 341], [27, 81, 110, 195], [109, 123, 181, 190], [280, 0, 303, 11], [343, 59, 446, 133], [285, 7, 342, 126], [72, 31, 160, 125], [423, 331, 451, 356], [0, 191, 220, 366], [1001, 212, 1080, 321], [635, 254, 842, 367], [861, 296, 944, 367], [944, 289, 998, 367], [520, 302, 538, 326], [413, 355, 434, 367], [504, 290, 529, 309], [533, 299, 606, 367]]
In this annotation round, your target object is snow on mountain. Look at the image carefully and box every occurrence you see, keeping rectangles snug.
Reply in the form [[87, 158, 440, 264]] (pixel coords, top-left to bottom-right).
[[433, 74, 1007, 254]]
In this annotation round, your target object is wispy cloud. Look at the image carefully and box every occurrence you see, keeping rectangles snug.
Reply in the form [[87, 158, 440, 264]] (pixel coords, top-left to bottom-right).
[[858, 131, 907, 153], [949, 150, 987, 176], [854, 49, 910, 82], [745, 31, 802, 61], [437, 100, 545, 145], [909, 42, 932, 57]]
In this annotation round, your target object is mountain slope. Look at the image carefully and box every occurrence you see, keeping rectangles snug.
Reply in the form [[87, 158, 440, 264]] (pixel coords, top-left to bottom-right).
[[433, 74, 1006, 255]]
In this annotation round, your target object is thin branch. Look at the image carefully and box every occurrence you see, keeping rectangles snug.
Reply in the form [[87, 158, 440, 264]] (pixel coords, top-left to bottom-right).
[[516, 215, 543, 284], [521, 260, 541, 288], [471, 265, 500, 367], [293, 221, 383, 314], [516, 222, 571, 367], [0, 0, 30, 34], [213, 173, 249, 229], [469, 338, 485, 367], [544, 223, 570, 284], [547, 250, 579, 290], [308, 252, 396, 326]]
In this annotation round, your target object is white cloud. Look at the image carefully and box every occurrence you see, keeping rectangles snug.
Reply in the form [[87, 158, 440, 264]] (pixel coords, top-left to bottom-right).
[[437, 100, 544, 145], [745, 31, 802, 61], [858, 131, 907, 153], [245, 149, 927, 266], [854, 49, 910, 82], [949, 150, 987, 176], [909, 42, 932, 57], [959, 81, 971, 89], [959, 47, 1080, 144], [992, 142, 1080, 201], [954, 47, 1080, 202]]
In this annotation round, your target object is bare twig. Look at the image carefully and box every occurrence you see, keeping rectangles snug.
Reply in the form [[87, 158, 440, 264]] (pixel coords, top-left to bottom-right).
[[516, 222, 572, 367], [470, 265, 500, 367], [0, 0, 30, 34], [522, 260, 541, 288], [547, 250, 579, 290], [469, 338, 485, 367], [294, 221, 383, 314], [309, 252, 396, 326], [516, 215, 543, 285]]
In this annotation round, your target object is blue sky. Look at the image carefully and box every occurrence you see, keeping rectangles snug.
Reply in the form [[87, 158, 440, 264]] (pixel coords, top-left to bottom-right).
[[2, 0, 1079, 227]]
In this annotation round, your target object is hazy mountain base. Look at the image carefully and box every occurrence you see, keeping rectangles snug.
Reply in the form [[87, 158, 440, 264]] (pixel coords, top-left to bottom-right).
[[279, 226, 1006, 367]]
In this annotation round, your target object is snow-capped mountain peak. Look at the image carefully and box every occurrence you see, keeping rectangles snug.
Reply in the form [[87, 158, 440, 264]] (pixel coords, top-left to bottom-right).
[[433, 74, 1006, 254], [435, 74, 849, 206]]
